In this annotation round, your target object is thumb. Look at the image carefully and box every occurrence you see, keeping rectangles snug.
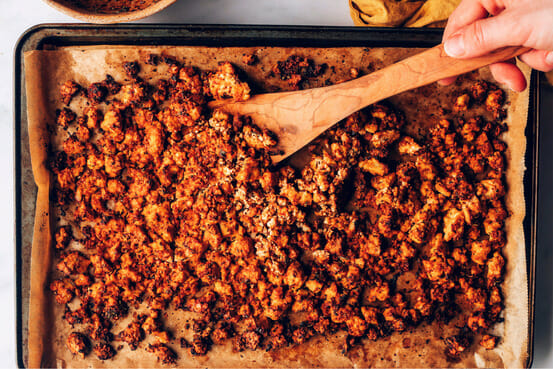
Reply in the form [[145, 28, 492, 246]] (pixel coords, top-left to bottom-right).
[[444, 13, 525, 58]]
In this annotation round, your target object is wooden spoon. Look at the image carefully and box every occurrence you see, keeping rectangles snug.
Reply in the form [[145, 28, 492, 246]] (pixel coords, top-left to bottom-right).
[[210, 44, 528, 163]]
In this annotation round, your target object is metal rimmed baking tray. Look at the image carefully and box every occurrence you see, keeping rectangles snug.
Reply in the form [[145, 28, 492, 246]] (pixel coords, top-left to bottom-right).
[[14, 24, 539, 368]]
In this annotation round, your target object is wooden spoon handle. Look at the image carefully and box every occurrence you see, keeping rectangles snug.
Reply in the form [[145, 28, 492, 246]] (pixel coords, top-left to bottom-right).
[[315, 44, 530, 122]]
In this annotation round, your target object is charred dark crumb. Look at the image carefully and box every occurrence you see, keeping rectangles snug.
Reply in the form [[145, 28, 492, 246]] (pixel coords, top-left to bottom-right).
[[102, 75, 121, 95], [50, 151, 68, 171], [87, 82, 108, 104], [123, 61, 140, 79], [342, 335, 360, 354], [51, 188, 72, 207], [146, 343, 177, 364], [242, 53, 259, 66], [493, 108, 507, 121], [162, 56, 179, 66], [180, 337, 191, 348], [66, 332, 90, 358], [94, 343, 116, 360], [234, 331, 261, 352], [271, 55, 327, 90], [146, 53, 160, 66]]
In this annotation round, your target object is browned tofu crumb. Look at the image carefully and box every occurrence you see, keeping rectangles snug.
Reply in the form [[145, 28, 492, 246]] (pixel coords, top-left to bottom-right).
[[60, 80, 81, 106], [54, 225, 72, 249], [453, 93, 470, 112], [444, 334, 471, 361], [146, 343, 177, 364], [116, 321, 144, 350], [207, 61, 251, 101], [94, 343, 116, 360], [67, 332, 90, 358], [479, 334, 499, 350]]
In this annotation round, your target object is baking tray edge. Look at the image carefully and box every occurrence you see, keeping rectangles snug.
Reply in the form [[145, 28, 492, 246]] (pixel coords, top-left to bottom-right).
[[14, 24, 538, 369]]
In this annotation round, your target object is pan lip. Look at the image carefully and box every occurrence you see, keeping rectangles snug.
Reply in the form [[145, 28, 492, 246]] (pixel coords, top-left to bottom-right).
[[13, 24, 537, 368], [524, 69, 539, 369], [14, 23, 446, 49]]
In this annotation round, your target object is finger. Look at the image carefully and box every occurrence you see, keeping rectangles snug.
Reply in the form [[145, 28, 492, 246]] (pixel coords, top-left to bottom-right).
[[443, 0, 506, 40], [443, 0, 488, 40], [519, 49, 553, 72], [489, 62, 527, 91], [444, 11, 529, 58], [438, 77, 457, 86]]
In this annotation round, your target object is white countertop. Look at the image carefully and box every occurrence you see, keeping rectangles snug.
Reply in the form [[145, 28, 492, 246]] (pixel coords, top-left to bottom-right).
[[1, 0, 552, 367]]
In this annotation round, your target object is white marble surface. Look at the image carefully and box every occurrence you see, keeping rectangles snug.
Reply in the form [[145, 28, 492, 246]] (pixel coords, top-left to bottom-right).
[[1, 0, 552, 368]]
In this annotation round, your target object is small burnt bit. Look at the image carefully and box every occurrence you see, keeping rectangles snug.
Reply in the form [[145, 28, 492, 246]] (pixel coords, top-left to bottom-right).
[[146, 53, 160, 66], [102, 75, 121, 95], [86, 82, 108, 104], [123, 61, 140, 80], [242, 53, 259, 66], [271, 55, 328, 90]]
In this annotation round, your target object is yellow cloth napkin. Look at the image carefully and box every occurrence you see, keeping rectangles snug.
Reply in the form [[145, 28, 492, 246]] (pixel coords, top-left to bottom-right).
[[349, 0, 461, 28], [350, 0, 553, 83]]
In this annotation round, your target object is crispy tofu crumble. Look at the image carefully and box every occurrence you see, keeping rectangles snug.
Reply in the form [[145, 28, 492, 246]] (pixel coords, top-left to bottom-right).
[[49, 55, 509, 363]]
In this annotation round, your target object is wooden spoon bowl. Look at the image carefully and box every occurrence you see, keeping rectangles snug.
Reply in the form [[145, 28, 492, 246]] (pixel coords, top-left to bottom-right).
[[42, 0, 176, 23]]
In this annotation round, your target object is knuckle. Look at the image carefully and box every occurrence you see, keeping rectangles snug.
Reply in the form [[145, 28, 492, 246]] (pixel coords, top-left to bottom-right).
[[470, 21, 488, 50]]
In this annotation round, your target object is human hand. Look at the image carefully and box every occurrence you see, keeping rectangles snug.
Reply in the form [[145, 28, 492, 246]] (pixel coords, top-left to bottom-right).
[[440, 0, 553, 91]]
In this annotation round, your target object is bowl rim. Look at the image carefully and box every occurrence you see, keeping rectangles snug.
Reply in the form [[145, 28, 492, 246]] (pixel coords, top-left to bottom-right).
[[42, 0, 177, 23]]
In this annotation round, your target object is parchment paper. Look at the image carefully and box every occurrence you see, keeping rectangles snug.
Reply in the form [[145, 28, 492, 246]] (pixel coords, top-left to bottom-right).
[[24, 46, 531, 368]]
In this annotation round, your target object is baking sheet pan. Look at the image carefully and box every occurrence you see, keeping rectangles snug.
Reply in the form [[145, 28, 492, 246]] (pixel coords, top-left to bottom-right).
[[14, 24, 539, 368]]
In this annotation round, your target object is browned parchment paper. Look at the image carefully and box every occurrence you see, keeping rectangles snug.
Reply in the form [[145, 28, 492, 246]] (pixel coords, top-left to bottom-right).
[[24, 46, 531, 368]]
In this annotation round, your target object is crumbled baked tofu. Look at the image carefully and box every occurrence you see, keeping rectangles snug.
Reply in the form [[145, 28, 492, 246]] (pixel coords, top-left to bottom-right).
[[207, 62, 250, 101], [50, 56, 510, 363]]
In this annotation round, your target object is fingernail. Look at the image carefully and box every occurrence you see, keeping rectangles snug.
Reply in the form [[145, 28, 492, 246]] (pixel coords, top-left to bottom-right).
[[444, 34, 465, 57], [546, 51, 553, 67]]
